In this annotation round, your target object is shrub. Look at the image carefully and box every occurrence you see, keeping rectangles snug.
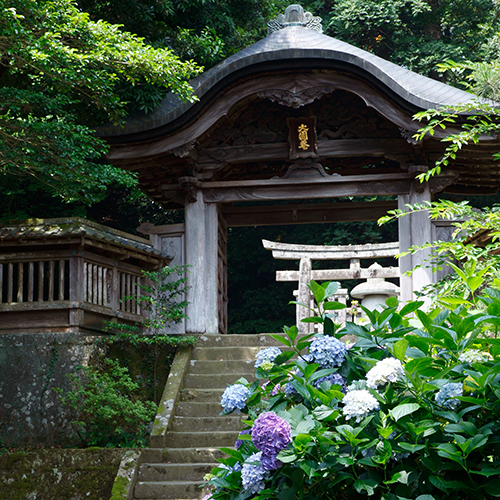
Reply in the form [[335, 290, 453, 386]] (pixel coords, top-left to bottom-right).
[[205, 281, 500, 500], [56, 358, 157, 447]]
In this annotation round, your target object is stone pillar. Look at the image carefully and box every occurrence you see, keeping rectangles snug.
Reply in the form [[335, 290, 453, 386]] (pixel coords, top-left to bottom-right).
[[398, 166, 433, 302], [297, 257, 312, 334], [184, 191, 219, 334]]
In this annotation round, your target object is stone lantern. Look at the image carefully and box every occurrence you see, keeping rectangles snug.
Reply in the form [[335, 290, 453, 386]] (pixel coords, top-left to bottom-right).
[[350, 263, 400, 310]]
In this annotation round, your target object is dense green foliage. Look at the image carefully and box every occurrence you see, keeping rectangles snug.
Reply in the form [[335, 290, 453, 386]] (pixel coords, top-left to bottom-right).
[[0, 0, 201, 208], [326, 0, 500, 79], [78, 0, 291, 66], [56, 358, 157, 447], [206, 275, 500, 499], [380, 200, 500, 305]]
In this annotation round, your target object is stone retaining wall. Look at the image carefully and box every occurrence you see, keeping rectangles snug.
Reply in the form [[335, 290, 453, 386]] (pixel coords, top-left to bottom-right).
[[0, 448, 123, 500]]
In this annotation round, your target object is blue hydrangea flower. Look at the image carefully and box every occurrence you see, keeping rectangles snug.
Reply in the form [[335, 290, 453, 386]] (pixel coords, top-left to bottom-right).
[[314, 372, 346, 392], [220, 384, 250, 412], [284, 381, 298, 397], [308, 335, 347, 368], [435, 382, 463, 410], [255, 347, 282, 368], [219, 462, 242, 476], [241, 452, 270, 494]]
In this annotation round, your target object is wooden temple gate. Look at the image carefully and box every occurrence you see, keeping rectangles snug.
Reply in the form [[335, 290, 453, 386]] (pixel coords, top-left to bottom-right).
[[100, 5, 500, 334]]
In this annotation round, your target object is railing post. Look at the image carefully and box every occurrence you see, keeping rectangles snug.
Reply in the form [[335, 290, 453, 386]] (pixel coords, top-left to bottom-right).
[[69, 251, 84, 326]]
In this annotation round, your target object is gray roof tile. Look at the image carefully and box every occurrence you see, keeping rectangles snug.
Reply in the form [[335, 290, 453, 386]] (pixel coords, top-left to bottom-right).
[[99, 26, 483, 137]]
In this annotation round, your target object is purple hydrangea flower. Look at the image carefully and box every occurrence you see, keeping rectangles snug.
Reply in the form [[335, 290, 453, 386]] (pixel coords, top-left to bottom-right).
[[220, 384, 250, 412], [235, 429, 251, 449], [255, 347, 282, 368], [261, 453, 282, 471], [309, 336, 347, 368], [251, 412, 292, 459], [241, 452, 270, 494]]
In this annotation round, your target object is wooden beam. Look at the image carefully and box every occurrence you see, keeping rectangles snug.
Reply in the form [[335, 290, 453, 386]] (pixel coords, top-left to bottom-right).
[[198, 172, 413, 203], [222, 200, 398, 227], [199, 139, 415, 164], [277, 267, 400, 281]]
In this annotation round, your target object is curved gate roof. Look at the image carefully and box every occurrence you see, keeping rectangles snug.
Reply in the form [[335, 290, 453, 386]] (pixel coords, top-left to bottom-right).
[[100, 7, 500, 200], [100, 25, 479, 141]]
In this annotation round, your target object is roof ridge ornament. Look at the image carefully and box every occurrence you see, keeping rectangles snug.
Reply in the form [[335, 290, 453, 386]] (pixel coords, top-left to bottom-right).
[[267, 4, 322, 34]]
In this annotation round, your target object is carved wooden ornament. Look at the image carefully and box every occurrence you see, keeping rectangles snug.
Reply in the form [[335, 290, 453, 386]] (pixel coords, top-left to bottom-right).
[[288, 116, 318, 159]]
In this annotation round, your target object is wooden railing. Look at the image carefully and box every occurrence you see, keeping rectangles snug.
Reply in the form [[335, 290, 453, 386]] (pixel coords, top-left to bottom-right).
[[0, 250, 146, 326]]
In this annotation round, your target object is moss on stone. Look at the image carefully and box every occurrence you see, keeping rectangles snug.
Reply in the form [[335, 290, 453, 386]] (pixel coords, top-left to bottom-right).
[[0, 448, 124, 500], [110, 476, 129, 500]]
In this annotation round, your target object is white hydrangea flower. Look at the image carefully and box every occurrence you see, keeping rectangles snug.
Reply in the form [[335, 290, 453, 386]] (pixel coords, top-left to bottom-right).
[[458, 349, 492, 364], [366, 358, 404, 389], [342, 389, 380, 422]]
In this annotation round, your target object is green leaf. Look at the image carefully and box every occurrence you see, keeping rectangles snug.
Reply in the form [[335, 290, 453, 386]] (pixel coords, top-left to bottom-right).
[[389, 403, 420, 421], [354, 479, 378, 496], [398, 442, 425, 452], [324, 281, 339, 300], [483, 479, 500, 496], [392, 339, 409, 361], [308, 280, 325, 304], [386, 296, 399, 308], [467, 276, 483, 292], [312, 405, 336, 421], [301, 317, 324, 323], [323, 301, 347, 310], [277, 448, 297, 463], [268, 334, 292, 348]]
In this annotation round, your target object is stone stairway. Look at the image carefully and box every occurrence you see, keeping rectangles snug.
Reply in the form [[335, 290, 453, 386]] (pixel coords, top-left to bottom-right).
[[133, 334, 284, 500]]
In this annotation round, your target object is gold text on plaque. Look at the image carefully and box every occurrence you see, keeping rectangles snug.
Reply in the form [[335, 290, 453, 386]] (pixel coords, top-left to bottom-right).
[[297, 124, 309, 150]]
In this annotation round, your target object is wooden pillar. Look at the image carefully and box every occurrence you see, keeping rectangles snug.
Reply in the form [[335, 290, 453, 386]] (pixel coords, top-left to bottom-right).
[[205, 202, 219, 334], [398, 166, 433, 303], [297, 257, 312, 334], [185, 191, 219, 334]]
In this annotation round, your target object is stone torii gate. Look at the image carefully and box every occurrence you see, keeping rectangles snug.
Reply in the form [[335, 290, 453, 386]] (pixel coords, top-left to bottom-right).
[[100, 5, 500, 334]]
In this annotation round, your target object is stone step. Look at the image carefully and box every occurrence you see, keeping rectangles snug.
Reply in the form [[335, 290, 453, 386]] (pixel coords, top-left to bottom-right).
[[194, 333, 284, 347], [166, 431, 239, 448], [135, 480, 211, 499], [171, 415, 243, 432], [175, 401, 225, 417], [161, 447, 227, 464], [189, 358, 255, 374], [138, 463, 215, 482], [180, 388, 224, 403], [191, 346, 261, 361], [184, 372, 254, 389]]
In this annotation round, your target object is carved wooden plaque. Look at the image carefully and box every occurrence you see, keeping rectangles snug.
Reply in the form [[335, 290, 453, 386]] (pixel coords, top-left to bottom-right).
[[288, 116, 318, 159]]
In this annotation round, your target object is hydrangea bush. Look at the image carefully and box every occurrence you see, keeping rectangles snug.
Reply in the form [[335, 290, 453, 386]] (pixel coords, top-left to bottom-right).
[[206, 280, 500, 500]]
